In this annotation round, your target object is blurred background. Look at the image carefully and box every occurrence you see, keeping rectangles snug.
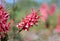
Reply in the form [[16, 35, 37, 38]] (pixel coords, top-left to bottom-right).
[[0, 0, 60, 41]]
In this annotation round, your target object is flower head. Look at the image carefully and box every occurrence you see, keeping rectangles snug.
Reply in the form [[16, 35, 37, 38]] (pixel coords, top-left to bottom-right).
[[16, 8, 40, 31], [0, 5, 10, 38]]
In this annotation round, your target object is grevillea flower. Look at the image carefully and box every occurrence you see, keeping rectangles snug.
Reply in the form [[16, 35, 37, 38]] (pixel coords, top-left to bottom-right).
[[40, 4, 48, 22], [54, 15, 60, 33], [48, 4, 56, 16], [0, 5, 10, 38], [16, 8, 40, 31]]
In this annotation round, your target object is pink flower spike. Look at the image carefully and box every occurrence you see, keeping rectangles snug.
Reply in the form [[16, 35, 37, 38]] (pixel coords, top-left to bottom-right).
[[54, 15, 60, 33], [16, 8, 40, 32], [57, 15, 60, 25], [49, 4, 56, 16], [40, 3, 48, 22]]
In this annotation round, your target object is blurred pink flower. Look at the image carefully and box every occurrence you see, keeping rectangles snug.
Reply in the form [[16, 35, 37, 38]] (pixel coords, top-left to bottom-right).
[[48, 4, 56, 16], [55, 15, 60, 33], [40, 4, 48, 22], [57, 15, 60, 25]]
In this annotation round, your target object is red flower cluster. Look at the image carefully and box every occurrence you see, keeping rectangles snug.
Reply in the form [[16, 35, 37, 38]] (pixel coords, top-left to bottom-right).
[[17, 9, 40, 31], [0, 5, 10, 38]]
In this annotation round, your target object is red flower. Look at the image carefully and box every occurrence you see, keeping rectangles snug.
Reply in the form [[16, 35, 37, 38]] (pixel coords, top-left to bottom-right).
[[0, 5, 10, 38], [16, 8, 40, 31]]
